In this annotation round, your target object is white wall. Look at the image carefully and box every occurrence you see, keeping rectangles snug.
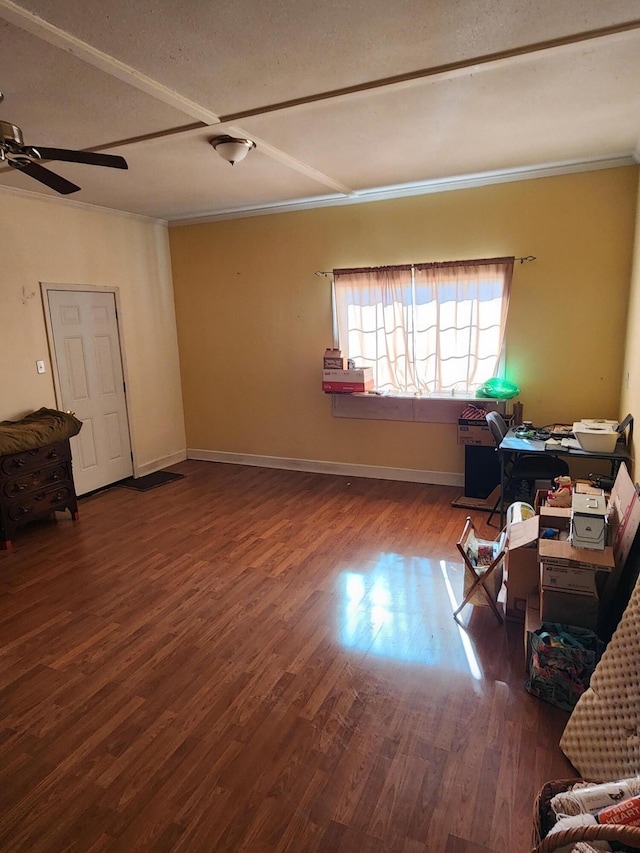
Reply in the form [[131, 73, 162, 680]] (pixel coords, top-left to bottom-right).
[[0, 188, 186, 475]]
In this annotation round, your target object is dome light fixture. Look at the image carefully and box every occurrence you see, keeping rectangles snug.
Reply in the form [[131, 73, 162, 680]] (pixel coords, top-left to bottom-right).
[[209, 135, 256, 166]]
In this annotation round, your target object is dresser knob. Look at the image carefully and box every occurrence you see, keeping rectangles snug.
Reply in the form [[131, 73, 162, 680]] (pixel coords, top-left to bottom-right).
[[12, 483, 27, 492], [35, 493, 46, 502], [12, 459, 26, 468], [47, 451, 59, 460]]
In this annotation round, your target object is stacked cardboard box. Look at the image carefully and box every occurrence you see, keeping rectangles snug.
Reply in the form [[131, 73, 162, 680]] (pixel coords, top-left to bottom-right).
[[503, 514, 539, 622], [522, 464, 640, 667], [322, 368, 374, 393], [537, 506, 613, 632], [506, 498, 614, 631], [323, 348, 346, 369]]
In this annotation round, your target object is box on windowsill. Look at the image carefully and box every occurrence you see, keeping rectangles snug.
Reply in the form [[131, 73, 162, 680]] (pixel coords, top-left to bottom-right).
[[323, 348, 346, 370], [322, 368, 374, 394]]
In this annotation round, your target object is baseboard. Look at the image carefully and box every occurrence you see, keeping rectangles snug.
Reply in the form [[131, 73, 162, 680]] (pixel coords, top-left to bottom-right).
[[187, 448, 464, 487], [135, 449, 187, 478]]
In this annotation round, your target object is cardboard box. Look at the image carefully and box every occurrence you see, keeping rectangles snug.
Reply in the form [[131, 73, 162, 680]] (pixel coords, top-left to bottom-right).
[[457, 414, 512, 446], [540, 562, 598, 594], [322, 368, 374, 393], [535, 482, 602, 512], [575, 481, 604, 495], [539, 506, 571, 530], [323, 348, 346, 369], [457, 418, 494, 446], [524, 591, 541, 669], [600, 462, 640, 613], [324, 356, 346, 369], [534, 489, 547, 512], [537, 538, 614, 573], [539, 586, 599, 632], [504, 515, 540, 622]]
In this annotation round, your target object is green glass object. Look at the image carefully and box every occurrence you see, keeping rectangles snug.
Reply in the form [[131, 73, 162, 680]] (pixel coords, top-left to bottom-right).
[[476, 377, 520, 399]]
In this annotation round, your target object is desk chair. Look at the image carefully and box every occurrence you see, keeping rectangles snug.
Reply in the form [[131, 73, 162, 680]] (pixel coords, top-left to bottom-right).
[[485, 412, 569, 526], [454, 516, 506, 624]]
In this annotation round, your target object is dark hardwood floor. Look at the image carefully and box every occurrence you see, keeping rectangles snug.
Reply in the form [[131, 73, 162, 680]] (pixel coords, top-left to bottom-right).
[[0, 461, 574, 852]]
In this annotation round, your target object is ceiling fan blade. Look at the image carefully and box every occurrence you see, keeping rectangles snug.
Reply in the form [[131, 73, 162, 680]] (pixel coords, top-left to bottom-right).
[[12, 160, 81, 194], [31, 147, 128, 170]]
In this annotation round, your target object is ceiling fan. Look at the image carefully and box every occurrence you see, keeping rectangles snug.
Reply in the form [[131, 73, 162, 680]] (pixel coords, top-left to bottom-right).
[[0, 100, 127, 195]]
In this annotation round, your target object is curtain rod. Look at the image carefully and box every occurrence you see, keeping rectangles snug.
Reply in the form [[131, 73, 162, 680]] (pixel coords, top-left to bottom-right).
[[314, 255, 536, 276]]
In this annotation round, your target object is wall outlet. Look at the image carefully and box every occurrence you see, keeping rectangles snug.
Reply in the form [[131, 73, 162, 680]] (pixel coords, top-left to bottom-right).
[[36, 360, 46, 374]]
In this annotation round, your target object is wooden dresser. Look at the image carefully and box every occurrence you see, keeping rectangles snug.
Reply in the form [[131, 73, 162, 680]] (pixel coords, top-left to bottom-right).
[[0, 438, 79, 549]]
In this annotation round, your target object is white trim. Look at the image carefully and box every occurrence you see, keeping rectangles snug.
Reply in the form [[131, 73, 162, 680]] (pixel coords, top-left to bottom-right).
[[135, 450, 187, 478], [168, 155, 637, 226], [187, 448, 464, 487], [0, 184, 168, 225]]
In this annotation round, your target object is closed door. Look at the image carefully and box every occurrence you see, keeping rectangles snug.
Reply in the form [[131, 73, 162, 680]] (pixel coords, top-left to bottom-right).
[[48, 289, 133, 495]]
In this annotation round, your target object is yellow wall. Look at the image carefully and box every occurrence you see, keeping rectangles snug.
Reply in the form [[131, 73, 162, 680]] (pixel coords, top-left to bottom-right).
[[170, 166, 638, 480], [0, 190, 186, 474], [620, 172, 640, 473]]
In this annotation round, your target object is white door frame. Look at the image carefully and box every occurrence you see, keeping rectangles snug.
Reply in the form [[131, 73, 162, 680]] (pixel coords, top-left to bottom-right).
[[40, 282, 136, 479]]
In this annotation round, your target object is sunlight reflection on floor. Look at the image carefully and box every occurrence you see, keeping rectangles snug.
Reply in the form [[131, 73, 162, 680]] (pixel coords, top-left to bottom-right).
[[337, 553, 482, 678]]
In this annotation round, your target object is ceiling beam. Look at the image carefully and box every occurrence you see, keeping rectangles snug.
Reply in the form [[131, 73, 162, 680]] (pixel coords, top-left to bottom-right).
[[219, 19, 640, 121], [0, 0, 221, 124]]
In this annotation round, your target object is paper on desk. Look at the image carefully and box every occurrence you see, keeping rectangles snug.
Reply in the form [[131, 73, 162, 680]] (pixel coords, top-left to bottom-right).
[[560, 438, 582, 450]]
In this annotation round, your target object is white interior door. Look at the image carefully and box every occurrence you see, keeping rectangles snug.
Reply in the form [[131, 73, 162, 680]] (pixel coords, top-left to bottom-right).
[[47, 289, 133, 495]]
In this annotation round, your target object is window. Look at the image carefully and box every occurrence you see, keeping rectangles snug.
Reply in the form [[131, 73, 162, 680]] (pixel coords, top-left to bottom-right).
[[333, 257, 513, 396]]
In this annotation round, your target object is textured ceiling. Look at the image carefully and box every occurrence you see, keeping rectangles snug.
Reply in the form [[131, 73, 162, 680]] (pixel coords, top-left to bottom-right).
[[0, 0, 639, 221]]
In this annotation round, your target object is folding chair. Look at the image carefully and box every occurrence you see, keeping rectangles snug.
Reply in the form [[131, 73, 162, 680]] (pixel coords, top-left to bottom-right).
[[485, 411, 569, 526], [453, 516, 507, 624]]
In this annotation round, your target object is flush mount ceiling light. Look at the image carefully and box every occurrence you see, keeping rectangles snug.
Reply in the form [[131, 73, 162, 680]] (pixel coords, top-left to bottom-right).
[[209, 135, 256, 166]]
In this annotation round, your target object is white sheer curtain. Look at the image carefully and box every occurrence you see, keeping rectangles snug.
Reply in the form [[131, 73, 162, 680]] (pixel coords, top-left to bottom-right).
[[334, 257, 513, 395]]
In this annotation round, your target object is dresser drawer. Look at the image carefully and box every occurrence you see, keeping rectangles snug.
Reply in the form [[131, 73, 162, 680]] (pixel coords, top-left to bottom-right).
[[0, 442, 71, 476], [5, 485, 74, 522], [3, 464, 70, 500]]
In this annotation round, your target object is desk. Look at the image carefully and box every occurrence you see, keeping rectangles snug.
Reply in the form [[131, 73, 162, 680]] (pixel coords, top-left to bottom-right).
[[497, 429, 631, 527]]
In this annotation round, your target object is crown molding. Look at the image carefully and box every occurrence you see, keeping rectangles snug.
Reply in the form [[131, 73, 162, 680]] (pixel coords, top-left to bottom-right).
[[169, 154, 638, 226], [0, 183, 168, 226]]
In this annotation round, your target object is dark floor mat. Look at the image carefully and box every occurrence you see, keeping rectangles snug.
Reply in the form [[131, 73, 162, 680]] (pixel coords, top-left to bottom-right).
[[118, 471, 184, 491]]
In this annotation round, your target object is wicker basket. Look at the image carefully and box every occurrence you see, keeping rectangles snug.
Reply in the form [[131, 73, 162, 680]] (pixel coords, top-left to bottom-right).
[[532, 779, 640, 852]]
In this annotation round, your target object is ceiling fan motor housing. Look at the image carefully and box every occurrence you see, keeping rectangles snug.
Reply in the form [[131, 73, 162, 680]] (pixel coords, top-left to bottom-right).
[[0, 120, 25, 149], [0, 115, 127, 193]]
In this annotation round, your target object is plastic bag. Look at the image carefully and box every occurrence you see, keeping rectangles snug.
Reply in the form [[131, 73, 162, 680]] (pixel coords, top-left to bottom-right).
[[476, 377, 520, 399], [525, 623, 604, 711]]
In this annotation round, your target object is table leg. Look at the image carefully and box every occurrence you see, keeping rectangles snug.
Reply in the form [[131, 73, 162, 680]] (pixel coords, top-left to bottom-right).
[[499, 452, 505, 529]]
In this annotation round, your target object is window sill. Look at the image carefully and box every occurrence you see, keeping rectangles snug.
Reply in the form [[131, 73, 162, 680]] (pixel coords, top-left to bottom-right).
[[328, 393, 506, 424]]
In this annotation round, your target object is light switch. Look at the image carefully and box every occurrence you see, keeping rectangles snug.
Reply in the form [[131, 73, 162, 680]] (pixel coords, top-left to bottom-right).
[[36, 360, 46, 374]]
